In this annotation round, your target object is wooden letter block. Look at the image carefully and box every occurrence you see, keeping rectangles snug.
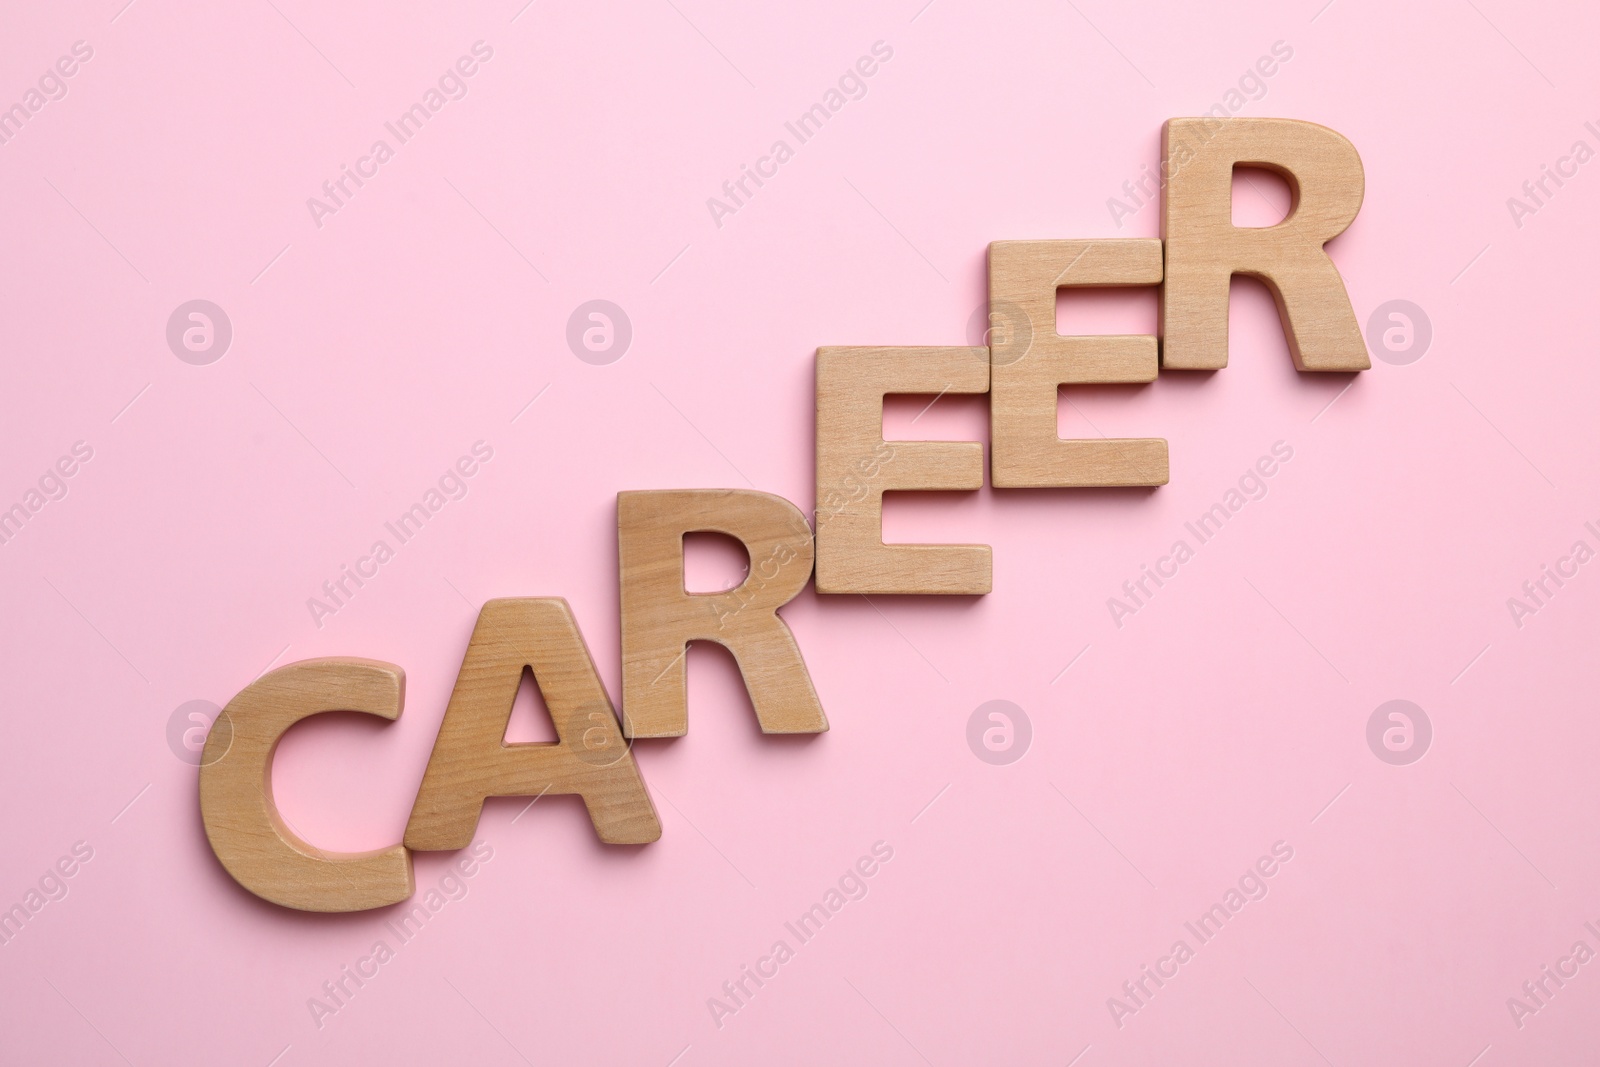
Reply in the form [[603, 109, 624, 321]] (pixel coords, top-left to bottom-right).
[[199, 658, 415, 913], [404, 598, 660, 850], [987, 239, 1169, 488], [618, 489, 825, 738], [1161, 117, 1368, 371], [815, 346, 991, 595]]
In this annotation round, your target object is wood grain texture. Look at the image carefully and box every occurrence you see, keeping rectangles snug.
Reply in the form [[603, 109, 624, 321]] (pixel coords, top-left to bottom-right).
[[404, 597, 660, 850], [199, 658, 415, 913], [815, 346, 991, 595], [987, 238, 1170, 488], [618, 488, 825, 738], [1161, 117, 1369, 372]]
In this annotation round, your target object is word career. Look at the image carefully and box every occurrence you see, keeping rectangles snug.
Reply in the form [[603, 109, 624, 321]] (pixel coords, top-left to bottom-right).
[[198, 117, 1371, 911]]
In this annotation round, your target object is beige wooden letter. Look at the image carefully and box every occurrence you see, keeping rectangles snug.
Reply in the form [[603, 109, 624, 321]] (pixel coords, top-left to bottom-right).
[[815, 346, 991, 595], [1161, 117, 1368, 371], [199, 658, 415, 913], [988, 239, 1169, 487], [618, 488, 824, 738], [404, 598, 660, 850]]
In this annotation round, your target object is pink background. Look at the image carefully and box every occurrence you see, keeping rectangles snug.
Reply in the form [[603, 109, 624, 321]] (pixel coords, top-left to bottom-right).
[[2, 0, 1597, 1063]]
